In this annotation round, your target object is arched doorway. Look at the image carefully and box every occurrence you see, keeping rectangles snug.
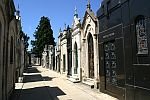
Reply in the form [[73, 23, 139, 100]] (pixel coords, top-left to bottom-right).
[[88, 33, 94, 78], [74, 42, 78, 74]]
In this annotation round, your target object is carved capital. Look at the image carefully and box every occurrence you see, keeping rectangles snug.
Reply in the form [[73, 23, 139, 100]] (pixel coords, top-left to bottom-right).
[[82, 38, 86, 43], [93, 34, 97, 39]]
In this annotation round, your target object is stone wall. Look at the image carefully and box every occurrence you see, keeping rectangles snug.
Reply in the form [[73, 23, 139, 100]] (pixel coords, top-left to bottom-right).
[[0, 0, 24, 99]]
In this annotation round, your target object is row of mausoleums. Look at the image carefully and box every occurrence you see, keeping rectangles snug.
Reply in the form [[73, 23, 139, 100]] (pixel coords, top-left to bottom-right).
[[39, 2, 100, 89], [34, 0, 150, 100], [0, 0, 29, 100]]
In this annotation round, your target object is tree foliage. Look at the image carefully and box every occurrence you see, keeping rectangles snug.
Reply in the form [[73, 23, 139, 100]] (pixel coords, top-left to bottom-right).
[[31, 16, 55, 57]]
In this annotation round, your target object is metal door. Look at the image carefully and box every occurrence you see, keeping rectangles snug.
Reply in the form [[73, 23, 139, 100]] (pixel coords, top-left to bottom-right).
[[88, 33, 94, 79], [63, 54, 66, 72], [74, 43, 78, 74], [104, 41, 117, 91], [68, 50, 72, 75]]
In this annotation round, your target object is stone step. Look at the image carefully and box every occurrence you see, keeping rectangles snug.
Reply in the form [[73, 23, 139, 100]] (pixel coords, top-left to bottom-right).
[[82, 78, 94, 89], [67, 76, 80, 83]]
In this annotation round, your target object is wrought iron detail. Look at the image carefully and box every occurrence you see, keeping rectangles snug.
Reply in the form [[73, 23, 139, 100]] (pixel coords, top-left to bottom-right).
[[104, 41, 117, 85], [88, 33, 94, 78], [136, 16, 148, 54]]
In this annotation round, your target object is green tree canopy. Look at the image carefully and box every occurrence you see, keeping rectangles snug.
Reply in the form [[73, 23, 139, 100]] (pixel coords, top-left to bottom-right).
[[31, 16, 55, 57]]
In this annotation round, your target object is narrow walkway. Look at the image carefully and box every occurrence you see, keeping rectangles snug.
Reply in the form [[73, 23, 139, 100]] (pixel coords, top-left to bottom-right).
[[11, 66, 118, 100]]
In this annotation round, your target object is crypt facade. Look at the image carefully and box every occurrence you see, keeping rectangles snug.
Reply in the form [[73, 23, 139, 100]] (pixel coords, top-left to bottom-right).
[[81, 2, 99, 89]]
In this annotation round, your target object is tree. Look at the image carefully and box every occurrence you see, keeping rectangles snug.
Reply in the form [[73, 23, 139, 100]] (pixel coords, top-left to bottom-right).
[[31, 16, 55, 57]]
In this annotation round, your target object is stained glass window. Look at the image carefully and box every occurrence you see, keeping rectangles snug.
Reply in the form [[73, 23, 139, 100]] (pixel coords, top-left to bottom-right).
[[136, 16, 148, 54]]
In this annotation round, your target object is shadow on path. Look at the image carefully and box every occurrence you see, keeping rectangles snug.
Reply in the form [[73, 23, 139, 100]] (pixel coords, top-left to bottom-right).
[[10, 86, 66, 100], [23, 66, 56, 83], [10, 66, 65, 100], [9, 89, 22, 100], [24, 66, 41, 73], [23, 74, 56, 83], [20, 86, 66, 100], [23, 74, 43, 83]]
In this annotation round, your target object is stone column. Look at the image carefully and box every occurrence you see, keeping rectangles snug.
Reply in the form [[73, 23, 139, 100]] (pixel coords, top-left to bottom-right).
[[65, 42, 68, 75], [72, 49, 74, 77], [78, 32, 81, 81], [82, 38, 86, 80], [93, 34, 99, 88]]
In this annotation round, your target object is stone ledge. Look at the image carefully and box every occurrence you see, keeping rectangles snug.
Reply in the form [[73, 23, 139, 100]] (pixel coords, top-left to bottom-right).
[[67, 76, 80, 83], [82, 78, 95, 89]]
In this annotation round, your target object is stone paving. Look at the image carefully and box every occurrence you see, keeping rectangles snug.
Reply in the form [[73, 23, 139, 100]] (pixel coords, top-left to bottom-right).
[[10, 66, 118, 100]]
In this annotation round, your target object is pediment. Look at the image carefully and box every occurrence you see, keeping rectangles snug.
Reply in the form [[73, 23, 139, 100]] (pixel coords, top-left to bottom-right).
[[82, 9, 97, 29]]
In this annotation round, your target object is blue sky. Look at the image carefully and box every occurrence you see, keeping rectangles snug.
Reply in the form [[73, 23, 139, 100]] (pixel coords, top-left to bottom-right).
[[13, 0, 102, 50]]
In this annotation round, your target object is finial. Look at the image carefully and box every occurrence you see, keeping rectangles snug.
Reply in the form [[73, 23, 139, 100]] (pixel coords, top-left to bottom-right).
[[59, 28, 62, 32], [74, 6, 78, 18], [75, 6, 77, 15], [64, 23, 66, 30], [67, 25, 70, 30], [87, 0, 91, 9], [16, 4, 21, 20], [18, 4, 20, 10]]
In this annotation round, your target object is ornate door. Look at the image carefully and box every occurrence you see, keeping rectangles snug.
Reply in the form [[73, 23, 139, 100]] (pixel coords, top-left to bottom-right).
[[68, 50, 72, 75], [88, 33, 94, 79], [104, 41, 117, 91], [74, 43, 78, 74]]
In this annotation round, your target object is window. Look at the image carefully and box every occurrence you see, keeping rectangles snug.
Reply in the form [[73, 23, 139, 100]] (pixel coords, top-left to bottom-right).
[[135, 16, 148, 54], [10, 36, 14, 64]]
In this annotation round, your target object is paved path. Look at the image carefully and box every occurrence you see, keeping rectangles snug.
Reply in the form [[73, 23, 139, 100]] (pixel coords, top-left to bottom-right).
[[11, 66, 118, 100]]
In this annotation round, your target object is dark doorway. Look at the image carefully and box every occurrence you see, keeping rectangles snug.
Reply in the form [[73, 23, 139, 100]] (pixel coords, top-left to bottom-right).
[[67, 49, 72, 75], [63, 54, 66, 72], [88, 33, 94, 79], [74, 42, 78, 74], [58, 55, 60, 72]]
